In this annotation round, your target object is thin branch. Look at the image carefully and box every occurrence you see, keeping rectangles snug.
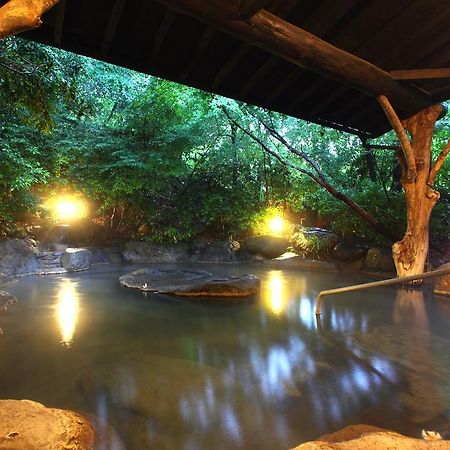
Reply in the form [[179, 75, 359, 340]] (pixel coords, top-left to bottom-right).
[[428, 140, 450, 186], [0, 0, 59, 39], [0, 59, 45, 75], [377, 95, 417, 182]]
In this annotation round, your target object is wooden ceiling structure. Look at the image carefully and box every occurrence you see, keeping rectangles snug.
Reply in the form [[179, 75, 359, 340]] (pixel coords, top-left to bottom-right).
[[22, 0, 450, 138]]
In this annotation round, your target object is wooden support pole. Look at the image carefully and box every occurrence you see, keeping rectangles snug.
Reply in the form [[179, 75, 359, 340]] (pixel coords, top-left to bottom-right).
[[154, 0, 434, 115], [377, 95, 417, 181], [0, 0, 59, 39]]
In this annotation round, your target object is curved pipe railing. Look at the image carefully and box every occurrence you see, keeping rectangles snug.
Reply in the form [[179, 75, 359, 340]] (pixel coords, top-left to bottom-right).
[[315, 266, 450, 316]]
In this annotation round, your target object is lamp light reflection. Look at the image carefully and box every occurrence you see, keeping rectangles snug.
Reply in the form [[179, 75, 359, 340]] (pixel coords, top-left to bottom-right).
[[56, 280, 80, 347], [264, 271, 286, 315]]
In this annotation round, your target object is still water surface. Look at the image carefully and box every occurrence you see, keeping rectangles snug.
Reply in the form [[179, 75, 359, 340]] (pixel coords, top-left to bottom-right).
[[1, 263, 450, 449]]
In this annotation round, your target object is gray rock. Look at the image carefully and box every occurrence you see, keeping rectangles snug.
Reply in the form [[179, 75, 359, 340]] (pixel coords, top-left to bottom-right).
[[120, 268, 260, 298], [0, 239, 40, 276], [122, 241, 190, 263], [365, 247, 395, 272], [61, 248, 92, 271], [264, 253, 338, 272], [290, 227, 337, 259], [0, 290, 17, 311], [333, 240, 368, 263], [435, 263, 450, 297], [0, 273, 16, 288], [241, 235, 288, 259], [190, 240, 235, 263], [85, 247, 111, 265]]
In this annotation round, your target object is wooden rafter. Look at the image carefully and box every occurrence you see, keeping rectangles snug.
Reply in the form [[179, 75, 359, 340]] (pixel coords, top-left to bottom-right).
[[239, 0, 272, 19], [240, 55, 278, 97], [181, 26, 215, 80], [391, 68, 450, 81], [266, 67, 299, 106], [101, 0, 126, 56], [154, 0, 433, 115], [53, 0, 65, 44], [212, 44, 250, 90], [377, 95, 417, 182], [0, 0, 59, 39], [149, 8, 176, 64]]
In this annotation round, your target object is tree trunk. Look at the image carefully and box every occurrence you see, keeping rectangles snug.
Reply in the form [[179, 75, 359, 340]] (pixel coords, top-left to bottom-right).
[[392, 104, 442, 277]]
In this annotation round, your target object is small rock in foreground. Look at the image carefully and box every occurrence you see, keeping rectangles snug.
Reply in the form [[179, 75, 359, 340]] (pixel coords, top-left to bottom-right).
[[0, 399, 94, 450], [291, 424, 450, 449], [120, 268, 260, 298]]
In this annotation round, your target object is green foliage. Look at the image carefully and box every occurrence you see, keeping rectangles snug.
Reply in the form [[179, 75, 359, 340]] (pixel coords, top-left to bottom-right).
[[0, 38, 448, 245]]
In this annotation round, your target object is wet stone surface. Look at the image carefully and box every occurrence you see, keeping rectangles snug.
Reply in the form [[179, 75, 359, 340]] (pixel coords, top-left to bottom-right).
[[119, 268, 260, 298]]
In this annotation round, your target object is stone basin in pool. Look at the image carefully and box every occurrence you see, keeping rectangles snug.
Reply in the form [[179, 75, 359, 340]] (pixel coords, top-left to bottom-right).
[[1, 263, 450, 449]]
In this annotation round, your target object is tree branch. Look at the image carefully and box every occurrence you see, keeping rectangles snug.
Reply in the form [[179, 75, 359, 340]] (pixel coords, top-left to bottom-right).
[[428, 140, 450, 186], [377, 95, 417, 182], [221, 105, 398, 242], [0, 0, 59, 39]]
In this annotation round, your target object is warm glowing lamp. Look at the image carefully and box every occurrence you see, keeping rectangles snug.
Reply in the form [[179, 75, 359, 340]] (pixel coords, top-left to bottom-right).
[[268, 216, 284, 235], [51, 196, 87, 221], [56, 280, 80, 347]]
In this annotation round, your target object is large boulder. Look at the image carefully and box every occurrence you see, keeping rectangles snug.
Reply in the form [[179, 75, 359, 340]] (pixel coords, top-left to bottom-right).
[[85, 247, 111, 265], [435, 263, 450, 297], [190, 239, 236, 263], [122, 241, 189, 263], [0, 239, 40, 276], [365, 246, 395, 272], [0, 399, 94, 450], [241, 235, 288, 259], [61, 248, 92, 272], [292, 424, 450, 449], [290, 227, 337, 259], [120, 268, 260, 298], [333, 240, 369, 263]]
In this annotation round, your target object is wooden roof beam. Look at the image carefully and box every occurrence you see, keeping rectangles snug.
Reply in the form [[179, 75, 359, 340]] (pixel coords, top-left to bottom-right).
[[391, 68, 450, 81], [149, 9, 176, 64], [53, 0, 66, 44], [154, 0, 434, 116], [239, 0, 272, 19], [101, 0, 126, 57]]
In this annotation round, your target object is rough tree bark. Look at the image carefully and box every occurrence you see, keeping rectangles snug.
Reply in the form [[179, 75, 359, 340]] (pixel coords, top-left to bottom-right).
[[0, 0, 59, 40], [378, 97, 450, 277]]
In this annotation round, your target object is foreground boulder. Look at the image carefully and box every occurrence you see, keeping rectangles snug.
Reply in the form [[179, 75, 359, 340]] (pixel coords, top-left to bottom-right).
[[122, 241, 189, 263], [435, 262, 450, 297], [61, 248, 92, 272], [120, 268, 259, 297], [0, 399, 94, 449], [292, 424, 450, 449], [241, 235, 288, 259], [0, 239, 40, 276]]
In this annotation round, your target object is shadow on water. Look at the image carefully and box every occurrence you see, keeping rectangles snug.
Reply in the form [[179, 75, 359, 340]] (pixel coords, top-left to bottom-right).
[[1, 264, 450, 449]]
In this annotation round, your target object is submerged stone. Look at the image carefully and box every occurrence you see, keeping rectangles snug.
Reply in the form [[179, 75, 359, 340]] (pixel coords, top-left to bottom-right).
[[119, 268, 259, 297], [0, 399, 94, 449]]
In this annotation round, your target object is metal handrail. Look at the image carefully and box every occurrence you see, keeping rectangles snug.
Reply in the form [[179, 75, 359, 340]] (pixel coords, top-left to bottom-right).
[[315, 266, 450, 316]]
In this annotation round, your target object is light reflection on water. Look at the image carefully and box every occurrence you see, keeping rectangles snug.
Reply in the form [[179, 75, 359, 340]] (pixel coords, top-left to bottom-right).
[[56, 279, 80, 347], [2, 264, 450, 450]]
